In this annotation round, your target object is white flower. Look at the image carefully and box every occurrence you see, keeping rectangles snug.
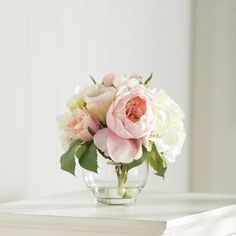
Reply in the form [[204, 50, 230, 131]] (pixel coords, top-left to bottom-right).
[[67, 84, 116, 124], [152, 90, 186, 162], [83, 85, 116, 124], [67, 90, 87, 111]]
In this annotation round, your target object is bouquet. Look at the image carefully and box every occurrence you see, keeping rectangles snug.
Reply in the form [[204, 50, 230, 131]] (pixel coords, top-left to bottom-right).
[[58, 73, 185, 190]]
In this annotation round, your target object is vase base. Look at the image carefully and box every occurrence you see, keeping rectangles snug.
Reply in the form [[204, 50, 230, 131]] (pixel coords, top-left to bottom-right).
[[97, 197, 136, 205], [90, 186, 142, 205]]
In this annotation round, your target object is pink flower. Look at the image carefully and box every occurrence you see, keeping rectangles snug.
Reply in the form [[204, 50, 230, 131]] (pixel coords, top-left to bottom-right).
[[94, 128, 142, 163], [106, 85, 155, 139], [102, 73, 117, 87], [61, 110, 100, 141]]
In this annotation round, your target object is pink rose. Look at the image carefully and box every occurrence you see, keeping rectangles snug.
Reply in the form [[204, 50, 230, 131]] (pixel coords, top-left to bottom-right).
[[102, 73, 117, 87], [94, 128, 142, 163], [93, 85, 155, 163], [106, 85, 155, 139], [63, 110, 100, 141]]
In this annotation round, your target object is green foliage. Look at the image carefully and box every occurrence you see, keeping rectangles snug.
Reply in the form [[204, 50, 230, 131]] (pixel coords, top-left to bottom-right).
[[60, 139, 82, 176], [60, 139, 98, 176], [60, 138, 167, 179], [146, 143, 167, 178], [125, 146, 147, 171], [76, 141, 98, 173], [144, 73, 153, 87], [89, 75, 97, 85], [123, 143, 168, 179], [97, 149, 111, 160]]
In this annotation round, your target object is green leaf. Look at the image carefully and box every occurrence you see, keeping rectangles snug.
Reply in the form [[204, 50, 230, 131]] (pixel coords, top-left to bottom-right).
[[75, 144, 87, 159], [125, 146, 147, 171], [147, 143, 167, 178], [78, 141, 98, 173], [60, 139, 82, 176], [144, 73, 153, 87], [97, 148, 111, 160], [89, 75, 97, 85]]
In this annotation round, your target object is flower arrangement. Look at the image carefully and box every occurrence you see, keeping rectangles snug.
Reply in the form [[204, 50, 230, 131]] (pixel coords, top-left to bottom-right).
[[58, 73, 185, 198]]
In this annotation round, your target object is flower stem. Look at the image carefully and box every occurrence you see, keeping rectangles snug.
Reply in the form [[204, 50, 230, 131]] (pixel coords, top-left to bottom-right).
[[115, 164, 128, 197]]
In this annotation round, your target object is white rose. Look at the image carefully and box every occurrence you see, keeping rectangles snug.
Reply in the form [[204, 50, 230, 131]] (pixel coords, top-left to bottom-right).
[[83, 85, 116, 124], [67, 84, 116, 124], [152, 90, 186, 162]]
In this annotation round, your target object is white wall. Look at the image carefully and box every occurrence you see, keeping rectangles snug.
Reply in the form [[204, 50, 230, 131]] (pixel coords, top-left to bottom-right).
[[191, 0, 236, 193], [0, 0, 191, 201], [0, 0, 28, 202]]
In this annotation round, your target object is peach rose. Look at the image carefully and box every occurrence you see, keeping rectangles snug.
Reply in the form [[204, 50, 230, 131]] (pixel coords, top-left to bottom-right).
[[59, 110, 100, 141]]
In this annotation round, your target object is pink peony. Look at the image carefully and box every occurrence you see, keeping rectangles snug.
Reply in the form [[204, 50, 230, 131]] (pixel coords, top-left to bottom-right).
[[63, 110, 100, 141], [106, 85, 155, 139], [94, 84, 155, 163]]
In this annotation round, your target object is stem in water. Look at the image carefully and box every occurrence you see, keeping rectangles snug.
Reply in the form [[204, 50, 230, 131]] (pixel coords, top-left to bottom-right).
[[116, 164, 128, 197]]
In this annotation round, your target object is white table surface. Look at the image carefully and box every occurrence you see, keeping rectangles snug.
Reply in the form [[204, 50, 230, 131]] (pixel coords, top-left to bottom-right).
[[0, 191, 236, 236]]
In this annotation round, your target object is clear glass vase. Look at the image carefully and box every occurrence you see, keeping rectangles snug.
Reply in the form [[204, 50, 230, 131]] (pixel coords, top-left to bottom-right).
[[82, 154, 149, 205]]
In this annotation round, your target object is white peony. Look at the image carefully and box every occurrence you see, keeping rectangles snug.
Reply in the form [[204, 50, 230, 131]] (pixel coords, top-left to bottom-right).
[[152, 90, 186, 162]]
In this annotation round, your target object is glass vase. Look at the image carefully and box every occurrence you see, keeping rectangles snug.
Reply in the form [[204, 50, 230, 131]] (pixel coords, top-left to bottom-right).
[[82, 154, 149, 205]]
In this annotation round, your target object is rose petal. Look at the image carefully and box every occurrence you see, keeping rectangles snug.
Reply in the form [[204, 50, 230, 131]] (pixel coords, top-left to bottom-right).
[[102, 73, 117, 87], [93, 128, 110, 153], [134, 139, 143, 160], [107, 131, 142, 163], [106, 105, 133, 139]]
